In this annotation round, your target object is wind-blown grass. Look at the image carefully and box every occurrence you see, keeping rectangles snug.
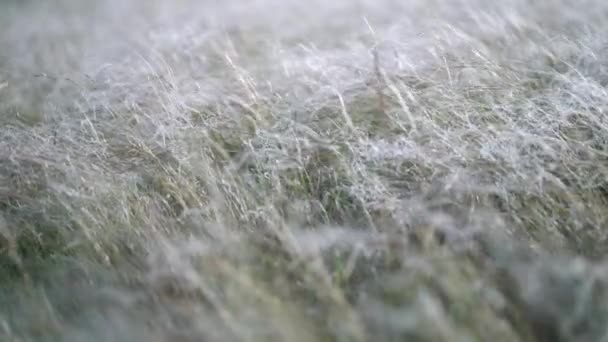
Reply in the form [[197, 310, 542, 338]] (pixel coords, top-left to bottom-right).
[[2, 0, 608, 341]]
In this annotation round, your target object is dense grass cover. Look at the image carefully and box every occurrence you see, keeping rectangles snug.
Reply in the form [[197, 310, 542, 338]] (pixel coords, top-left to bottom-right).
[[2, 1, 608, 341]]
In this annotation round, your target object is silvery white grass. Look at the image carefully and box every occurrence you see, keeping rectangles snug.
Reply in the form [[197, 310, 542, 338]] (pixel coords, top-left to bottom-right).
[[2, 0, 608, 341]]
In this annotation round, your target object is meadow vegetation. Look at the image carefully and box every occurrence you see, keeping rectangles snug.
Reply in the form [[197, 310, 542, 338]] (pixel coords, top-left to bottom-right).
[[2, 1, 608, 341]]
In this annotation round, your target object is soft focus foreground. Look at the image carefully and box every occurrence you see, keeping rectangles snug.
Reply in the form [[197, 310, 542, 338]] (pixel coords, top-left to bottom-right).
[[2, 1, 608, 341]]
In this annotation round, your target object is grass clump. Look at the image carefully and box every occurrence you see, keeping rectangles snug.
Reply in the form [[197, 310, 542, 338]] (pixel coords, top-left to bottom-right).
[[4, 0, 608, 341]]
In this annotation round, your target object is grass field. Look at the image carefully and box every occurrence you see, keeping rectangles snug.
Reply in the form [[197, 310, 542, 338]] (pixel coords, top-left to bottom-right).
[[2, 1, 608, 341]]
